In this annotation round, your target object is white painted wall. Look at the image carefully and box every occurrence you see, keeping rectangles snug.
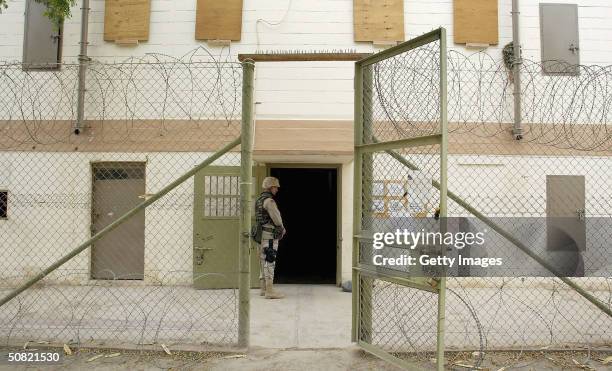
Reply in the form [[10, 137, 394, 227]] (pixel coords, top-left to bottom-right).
[[0, 151, 239, 286], [340, 160, 354, 283], [0, 151, 609, 285], [339, 153, 612, 283], [1, 0, 611, 121]]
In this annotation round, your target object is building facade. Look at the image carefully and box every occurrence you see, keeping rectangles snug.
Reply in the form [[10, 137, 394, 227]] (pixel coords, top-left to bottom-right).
[[0, 0, 610, 286]]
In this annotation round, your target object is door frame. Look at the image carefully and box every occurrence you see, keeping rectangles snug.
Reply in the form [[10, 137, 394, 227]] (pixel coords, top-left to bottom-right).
[[263, 163, 343, 286]]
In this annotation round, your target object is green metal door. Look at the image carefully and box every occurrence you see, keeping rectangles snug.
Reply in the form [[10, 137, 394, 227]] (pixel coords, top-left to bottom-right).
[[193, 166, 241, 289], [193, 166, 262, 289]]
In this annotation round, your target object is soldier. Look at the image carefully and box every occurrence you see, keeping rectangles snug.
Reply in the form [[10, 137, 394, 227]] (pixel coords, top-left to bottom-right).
[[255, 176, 286, 299]]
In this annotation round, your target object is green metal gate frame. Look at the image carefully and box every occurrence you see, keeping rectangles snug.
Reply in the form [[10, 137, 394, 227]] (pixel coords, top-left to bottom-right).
[[352, 28, 448, 370]]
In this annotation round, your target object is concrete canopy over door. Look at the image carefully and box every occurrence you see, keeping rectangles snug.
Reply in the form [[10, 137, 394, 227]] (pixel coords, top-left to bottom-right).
[[253, 120, 354, 163]]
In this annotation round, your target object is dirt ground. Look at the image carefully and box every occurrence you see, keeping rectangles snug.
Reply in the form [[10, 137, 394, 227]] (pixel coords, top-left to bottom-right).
[[402, 349, 612, 370], [1, 346, 611, 370]]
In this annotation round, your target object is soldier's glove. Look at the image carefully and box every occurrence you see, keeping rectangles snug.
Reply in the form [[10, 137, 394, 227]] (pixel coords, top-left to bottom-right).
[[273, 226, 285, 240]]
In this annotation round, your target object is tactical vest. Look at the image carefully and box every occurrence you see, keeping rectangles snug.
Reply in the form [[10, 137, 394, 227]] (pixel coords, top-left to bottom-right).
[[255, 191, 274, 226]]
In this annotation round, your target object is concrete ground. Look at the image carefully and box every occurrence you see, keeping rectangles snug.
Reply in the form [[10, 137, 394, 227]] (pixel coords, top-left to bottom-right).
[[0, 284, 353, 349], [1, 283, 610, 350], [1, 283, 611, 369], [251, 284, 352, 348]]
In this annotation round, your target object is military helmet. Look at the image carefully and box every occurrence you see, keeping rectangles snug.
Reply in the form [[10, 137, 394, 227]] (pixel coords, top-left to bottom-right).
[[262, 176, 280, 189]]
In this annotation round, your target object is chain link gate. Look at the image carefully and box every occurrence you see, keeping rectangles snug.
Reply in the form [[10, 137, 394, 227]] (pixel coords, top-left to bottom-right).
[[353, 26, 612, 370], [353, 29, 448, 370]]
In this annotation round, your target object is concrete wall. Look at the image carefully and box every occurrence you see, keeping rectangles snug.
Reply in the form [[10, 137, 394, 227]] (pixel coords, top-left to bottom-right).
[[1, 0, 611, 121], [0, 151, 239, 286], [343, 153, 612, 283], [0, 151, 356, 285], [340, 160, 354, 283], [0, 151, 609, 285]]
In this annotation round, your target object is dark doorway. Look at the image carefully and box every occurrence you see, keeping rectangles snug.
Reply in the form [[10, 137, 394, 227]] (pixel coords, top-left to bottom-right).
[[270, 167, 337, 284]]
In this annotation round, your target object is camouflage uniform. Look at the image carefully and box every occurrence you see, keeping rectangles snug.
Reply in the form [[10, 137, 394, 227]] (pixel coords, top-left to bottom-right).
[[255, 177, 285, 299], [256, 192, 284, 283]]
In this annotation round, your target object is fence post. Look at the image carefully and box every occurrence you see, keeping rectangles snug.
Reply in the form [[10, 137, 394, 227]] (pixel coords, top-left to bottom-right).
[[436, 27, 448, 371], [352, 62, 364, 343], [362, 65, 375, 343], [238, 59, 255, 348]]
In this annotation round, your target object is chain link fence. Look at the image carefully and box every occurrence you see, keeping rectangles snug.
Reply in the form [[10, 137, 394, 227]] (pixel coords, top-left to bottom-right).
[[0, 50, 245, 349], [0, 32, 610, 364], [357, 32, 611, 368]]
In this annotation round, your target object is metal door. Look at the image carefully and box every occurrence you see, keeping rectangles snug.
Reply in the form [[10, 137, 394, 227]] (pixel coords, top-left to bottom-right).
[[540, 3, 580, 74], [546, 175, 586, 251], [193, 166, 260, 289], [193, 167, 240, 289], [23, 0, 61, 68], [91, 163, 146, 280]]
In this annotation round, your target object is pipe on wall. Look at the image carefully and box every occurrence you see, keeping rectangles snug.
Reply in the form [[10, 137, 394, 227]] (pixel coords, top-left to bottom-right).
[[512, 0, 523, 140], [74, 0, 90, 135]]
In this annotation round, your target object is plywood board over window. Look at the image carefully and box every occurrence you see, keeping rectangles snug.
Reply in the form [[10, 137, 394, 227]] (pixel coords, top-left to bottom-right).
[[454, 0, 498, 45], [195, 0, 243, 41], [104, 0, 151, 43], [354, 0, 405, 43]]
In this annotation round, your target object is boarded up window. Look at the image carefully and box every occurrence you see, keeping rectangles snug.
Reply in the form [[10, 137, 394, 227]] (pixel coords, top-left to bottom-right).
[[454, 0, 498, 45], [104, 0, 151, 42], [195, 0, 243, 41], [354, 0, 405, 43]]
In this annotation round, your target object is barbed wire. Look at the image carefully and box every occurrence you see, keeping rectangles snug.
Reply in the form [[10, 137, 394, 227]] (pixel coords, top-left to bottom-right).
[[0, 48, 242, 149], [0, 48, 244, 349], [371, 46, 611, 151], [366, 276, 611, 369], [0, 271, 238, 347], [1, 47, 611, 151], [360, 38, 611, 368]]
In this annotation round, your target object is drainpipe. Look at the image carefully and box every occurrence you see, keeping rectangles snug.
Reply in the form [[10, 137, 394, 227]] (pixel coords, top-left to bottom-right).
[[74, 0, 90, 135], [511, 0, 523, 140]]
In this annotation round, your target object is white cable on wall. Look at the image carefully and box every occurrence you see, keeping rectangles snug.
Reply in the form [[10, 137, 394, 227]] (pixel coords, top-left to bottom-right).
[[255, 0, 293, 52]]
